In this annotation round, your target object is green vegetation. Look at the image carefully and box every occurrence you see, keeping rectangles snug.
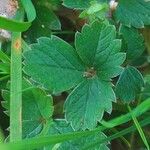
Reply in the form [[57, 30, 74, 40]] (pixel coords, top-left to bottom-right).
[[0, 0, 150, 149]]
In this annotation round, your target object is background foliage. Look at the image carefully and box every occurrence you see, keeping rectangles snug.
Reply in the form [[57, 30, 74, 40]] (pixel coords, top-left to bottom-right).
[[0, 0, 150, 150]]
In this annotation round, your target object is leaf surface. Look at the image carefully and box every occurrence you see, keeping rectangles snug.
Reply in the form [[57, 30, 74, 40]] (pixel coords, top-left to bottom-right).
[[64, 78, 115, 130], [23, 36, 85, 94], [24, 3, 61, 43], [115, 0, 150, 28], [2, 79, 54, 138], [116, 66, 144, 102], [120, 25, 145, 61], [75, 22, 126, 79], [63, 0, 108, 9], [42, 119, 109, 150]]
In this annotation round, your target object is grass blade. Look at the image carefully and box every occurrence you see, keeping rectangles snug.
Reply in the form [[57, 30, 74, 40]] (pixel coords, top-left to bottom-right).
[[128, 105, 150, 150], [0, 99, 150, 149]]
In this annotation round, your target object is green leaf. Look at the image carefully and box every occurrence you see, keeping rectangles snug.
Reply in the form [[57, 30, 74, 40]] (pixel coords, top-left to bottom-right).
[[0, 63, 10, 74], [63, 0, 108, 9], [79, 1, 109, 21], [2, 79, 54, 138], [75, 21, 126, 79], [42, 119, 109, 150], [63, 0, 92, 9], [120, 25, 145, 61], [34, 3, 61, 30], [64, 78, 115, 130], [115, 0, 150, 28], [0, 51, 10, 87], [24, 4, 61, 43], [0, 50, 10, 63], [140, 76, 150, 100], [24, 21, 125, 130], [116, 66, 144, 102], [23, 36, 85, 94]]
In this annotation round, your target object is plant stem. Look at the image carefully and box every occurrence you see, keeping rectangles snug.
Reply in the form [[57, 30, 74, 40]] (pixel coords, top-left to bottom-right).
[[10, 9, 24, 141], [10, 32, 22, 142]]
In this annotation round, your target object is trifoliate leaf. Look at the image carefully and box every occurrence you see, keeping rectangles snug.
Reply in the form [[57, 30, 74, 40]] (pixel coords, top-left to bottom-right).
[[115, 0, 150, 28], [2, 79, 54, 138], [23, 36, 85, 94], [64, 78, 115, 130], [24, 21, 125, 130], [120, 25, 145, 61], [116, 66, 144, 102], [42, 119, 109, 150]]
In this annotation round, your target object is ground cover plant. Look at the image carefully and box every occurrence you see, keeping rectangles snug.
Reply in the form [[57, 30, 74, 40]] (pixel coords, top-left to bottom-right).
[[0, 0, 150, 149]]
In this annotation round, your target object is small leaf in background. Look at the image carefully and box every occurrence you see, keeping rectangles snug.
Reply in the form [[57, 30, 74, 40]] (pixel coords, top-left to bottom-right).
[[63, 0, 108, 9], [63, 0, 92, 9], [42, 119, 109, 150], [0, 50, 10, 89], [115, 0, 150, 28], [24, 3, 61, 43], [142, 27, 150, 54], [120, 25, 145, 61], [140, 75, 150, 100], [79, 1, 109, 21], [116, 66, 144, 102], [24, 21, 125, 130], [2, 79, 54, 138]]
